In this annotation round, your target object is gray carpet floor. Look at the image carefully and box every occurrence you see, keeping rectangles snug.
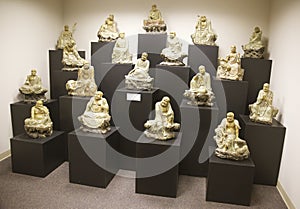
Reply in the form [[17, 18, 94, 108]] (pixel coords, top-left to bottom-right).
[[0, 157, 287, 209]]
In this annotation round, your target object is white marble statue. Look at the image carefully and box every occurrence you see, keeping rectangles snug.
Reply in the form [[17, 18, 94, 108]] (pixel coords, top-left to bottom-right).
[[242, 26, 265, 59], [62, 40, 86, 71], [97, 14, 119, 42], [56, 23, 77, 50], [143, 4, 167, 33], [191, 15, 217, 46], [112, 32, 132, 64]]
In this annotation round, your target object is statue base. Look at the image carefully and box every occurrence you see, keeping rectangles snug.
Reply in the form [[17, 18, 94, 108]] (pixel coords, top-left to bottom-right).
[[125, 76, 154, 91], [22, 93, 47, 104], [242, 47, 265, 59]]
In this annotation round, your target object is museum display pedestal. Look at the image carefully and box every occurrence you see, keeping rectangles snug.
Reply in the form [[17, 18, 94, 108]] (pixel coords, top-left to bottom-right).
[[10, 100, 60, 137], [188, 44, 219, 78], [68, 127, 119, 188], [111, 88, 159, 170], [91, 41, 115, 64], [49, 49, 86, 99], [10, 131, 65, 177], [206, 154, 255, 206], [138, 33, 167, 68], [241, 58, 272, 114], [179, 100, 219, 177], [136, 133, 182, 198], [239, 115, 286, 186]]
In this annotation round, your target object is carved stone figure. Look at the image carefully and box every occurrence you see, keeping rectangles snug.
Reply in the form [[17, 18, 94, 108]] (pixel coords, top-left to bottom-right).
[[97, 14, 119, 42], [191, 16, 217, 46], [184, 65, 214, 106], [66, 62, 98, 96], [143, 4, 167, 33], [160, 32, 187, 66], [144, 96, 180, 140], [24, 100, 53, 139], [19, 69, 47, 103], [112, 32, 133, 64], [56, 23, 77, 50], [249, 83, 278, 124], [62, 40, 86, 71], [217, 45, 244, 81], [78, 91, 111, 134], [242, 26, 265, 59], [214, 112, 250, 160], [125, 52, 154, 90]]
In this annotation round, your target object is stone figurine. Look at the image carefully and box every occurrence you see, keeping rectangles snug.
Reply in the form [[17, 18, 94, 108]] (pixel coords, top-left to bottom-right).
[[78, 91, 111, 134], [184, 65, 214, 106], [214, 112, 250, 161], [24, 100, 53, 139], [242, 26, 265, 59], [66, 62, 98, 97], [125, 52, 154, 90], [112, 32, 133, 64], [217, 45, 244, 81], [191, 15, 217, 46], [62, 40, 86, 71], [144, 96, 180, 140], [19, 69, 47, 103], [249, 83, 278, 124], [143, 4, 167, 33], [56, 23, 77, 50], [97, 14, 119, 42], [160, 32, 187, 66]]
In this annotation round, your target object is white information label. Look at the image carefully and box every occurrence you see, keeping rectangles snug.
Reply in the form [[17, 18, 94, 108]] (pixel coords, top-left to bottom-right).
[[126, 93, 141, 102]]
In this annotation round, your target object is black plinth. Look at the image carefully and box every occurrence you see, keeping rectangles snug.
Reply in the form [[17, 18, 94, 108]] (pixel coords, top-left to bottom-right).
[[206, 154, 255, 206], [10, 100, 60, 137], [10, 131, 65, 177], [239, 115, 286, 186], [68, 127, 119, 188], [241, 58, 272, 114], [136, 133, 181, 198], [179, 100, 219, 177], [91, 41, 115, 65], [49, 49, 86, 99], [188, 44, 219, 78]]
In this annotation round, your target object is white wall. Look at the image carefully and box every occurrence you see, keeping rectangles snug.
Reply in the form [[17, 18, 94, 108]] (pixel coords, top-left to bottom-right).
[[269, 0, 300, 208], [0, 0, 63, 153]]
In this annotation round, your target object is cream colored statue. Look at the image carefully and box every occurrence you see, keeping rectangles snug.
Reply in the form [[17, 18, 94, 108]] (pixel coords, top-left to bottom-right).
[[19, 69, 47, 103], [62, 40, 86, 71], [143, 4, 167, 33], [184, 65, 214, 106], [160, 32, 187, 66], [112, 32, 133, 64], [97, 14, 119, 42], [214, 112, 250, 161], [249, 83, 278, 124], [78, 91, 111, 134], [125, 52, 154, 90], [191, 16, 217, 46], [144, 96, 180, 140], [242, 26, 265, 59], [217, 45, 244, 81], [56, 23, 77, 50], [24, 100, 53, 139], [66, 62, 98, 96]]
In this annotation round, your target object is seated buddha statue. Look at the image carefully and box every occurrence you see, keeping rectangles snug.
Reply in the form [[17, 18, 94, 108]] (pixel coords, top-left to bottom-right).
[[191, 15, 217, 46], [56, 23, 77, 50], [97, 14, 119, 42], [62, 40, 86, 71], [112, 32, 133, 64], [143, 4, 167, 33], [242, 26, 265, 59]]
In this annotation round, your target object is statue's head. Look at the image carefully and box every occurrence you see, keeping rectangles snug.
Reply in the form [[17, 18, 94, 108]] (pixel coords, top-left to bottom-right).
[[108, 14, 114, 20], [198, 65, 206, 74], [64, 25, 69, 31], [254, 26, 261, 33], [169, 32, 176, 39], [161, 96, 170, 107], [83, 61, 90, 69], [141, 52, 148, 61], [200, 16, 207, 22], [226, 112, 235, 123], [95, 91, 103, 100], [152, 4, 157, 10], [230, 45, 237, 53], [119, 32, 125, 39], [31, 69, 37, 76], [263, 83, 270, 92], [36, 100, 43, 107]]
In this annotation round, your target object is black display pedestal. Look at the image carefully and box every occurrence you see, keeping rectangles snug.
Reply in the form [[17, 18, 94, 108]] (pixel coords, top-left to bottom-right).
[[68, 127, 119, 188], [10, 131, 65, 177], [179, 100, 219, 177], [111, 88, 159, 170], [239, 115, 286, 186], [241, 58, 272, 114], [91, 41, 115, 64], [188, 44, 219, 78], [206, 154, 255, 206], [136, 133, 182, 198], [138, 34, 167, 68], [49, 49, 86, 99], [10, 100, 60, 137]]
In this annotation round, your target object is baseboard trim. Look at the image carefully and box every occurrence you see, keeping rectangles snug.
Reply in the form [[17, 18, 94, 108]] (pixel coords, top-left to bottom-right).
[[0, 150, 11, 161], [277, 181, 296, 209]]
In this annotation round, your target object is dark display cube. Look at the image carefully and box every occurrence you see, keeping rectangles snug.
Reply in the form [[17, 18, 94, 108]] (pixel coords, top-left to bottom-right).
[[10, 131, 65, 177], [91, 41, 115, 64], [206, 154, 255, 206], [179, 100, 219, 177], [68, 127, 119, 188], [239, 115, 286, 186], [136, 133, 182, 198]]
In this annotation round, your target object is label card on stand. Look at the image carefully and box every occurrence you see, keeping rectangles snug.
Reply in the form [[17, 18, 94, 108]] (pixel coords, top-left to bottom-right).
[[127, 93, 141, 102]]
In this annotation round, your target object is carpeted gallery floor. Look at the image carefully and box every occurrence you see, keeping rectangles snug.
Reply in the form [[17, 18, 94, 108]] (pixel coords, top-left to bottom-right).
[[0, 157, 287, 209]]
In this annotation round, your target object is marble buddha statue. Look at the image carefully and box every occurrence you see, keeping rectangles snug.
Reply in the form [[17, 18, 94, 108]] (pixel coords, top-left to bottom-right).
[[249, 83, 278, 124], [144, 96, 180, 140], [97, 14, 119, 42], [242, 26, 265, 59], [217, 45, 244, 81], [78, 91, 111, 134], [143, 4, 167, 33], [191, 15, 217, 46], [24, 100, 53, 139], [62, 40, 86, 71], [112, 32, 133, 64], [19, 69, 48, 103], [214, 112, 250, 160], [56, 23, 77, 50], [184, 65, 214, 106]]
